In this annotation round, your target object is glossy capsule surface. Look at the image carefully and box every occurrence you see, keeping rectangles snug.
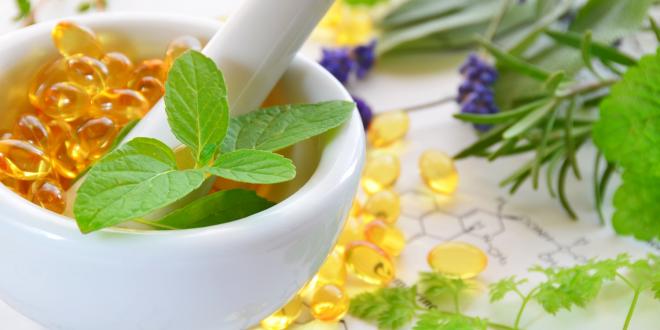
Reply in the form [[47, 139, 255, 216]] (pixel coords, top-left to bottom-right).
[[361, 151, 400, 194], [30, 180, 66, 213], [419, 150, 459, 195], [132, 76, 164, 105], [362, 189, 400, 224], [131, 59, 165, 84], [0, 139, 51, 180], [259, 295, 303, 330], [102, 52, 134, 88], [163, 36, 202, 74], [336, 215, 364, 249], [76, 117, 117, 160], [51, 21, 103, 58], [41, 82, 89, 122], [367, 111, 409, 147], [427, 242, 488, 279], [29, 59, 68, 110], [307, 247, 347, 293], [364, 219, 406, 257], [91, 89, 149, 124], [345, 241, 395, 286], [65, 54, 109, 94], [310, 284, 349, 322], [14, 115, 49, 148]]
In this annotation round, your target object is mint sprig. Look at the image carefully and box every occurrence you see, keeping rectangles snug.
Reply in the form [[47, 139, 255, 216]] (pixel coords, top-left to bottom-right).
[[73, 50, 354, 233]]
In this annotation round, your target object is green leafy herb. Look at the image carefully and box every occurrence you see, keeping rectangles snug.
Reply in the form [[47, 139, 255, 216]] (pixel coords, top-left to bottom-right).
[[345, 0, 388, 7], [13, 0, 31, 21], [74, 50, 353, 233], [414, 312, 487, 330], [165, 50, 229, 165]]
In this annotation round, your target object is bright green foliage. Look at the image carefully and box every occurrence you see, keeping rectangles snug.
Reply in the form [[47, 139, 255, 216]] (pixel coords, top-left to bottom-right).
[[345, 0, 388, 7], [14, 0, 31, 20], [418, 272, 468, 303], [208, 149, 295, 184], [74, 138, 206, 233], [349, 287, 417, 330], [156, 189, 274, 229], [414, 312, 487, 330], [489, 276, 527, 302], [221, 101, 354, 153], [570, 0, 654, 42], [628, 254, 660, 296], [165, 50, 229, 165]]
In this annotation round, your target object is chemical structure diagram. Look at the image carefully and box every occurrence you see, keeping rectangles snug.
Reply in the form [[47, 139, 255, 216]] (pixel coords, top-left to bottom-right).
[[396, 189, 589, 267]]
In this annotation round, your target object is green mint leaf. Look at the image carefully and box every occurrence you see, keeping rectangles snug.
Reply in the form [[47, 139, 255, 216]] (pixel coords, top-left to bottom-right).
[[165, 50, 229, 165], [206, 149, 295, 184], [73, 137, 205, 233], [156, 189, 274, 229], [489, 276, 527, 303], [413, 312, 488, 330], [349, 286, 417, 329], [109, 119, 139, 152], [221, 101, 354, 153]]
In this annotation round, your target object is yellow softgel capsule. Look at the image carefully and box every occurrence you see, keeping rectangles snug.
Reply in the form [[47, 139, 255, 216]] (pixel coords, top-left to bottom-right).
[[41, 82, 90, 122], [163, 36, 202, 74], [419, 150, 459, 195], [310, 284, 349, 322], [102, 52, 134, 88], [29, 180, 66, 213], [367, 111, 409, 147], [427, 242, 488, 279], [336, 215, 364, 249], [260, 295, 303, 330], [362, 189, 400, 224], [91, 89, 150, 124], [29, 59, 68, 110], [361, 151, 400, 194], [51, 21, 103, 58], [14, 114, 49, 148], [131, 59, 165, 85], [76, 117, 118, 160], [364, 219, 405, 257], [132, 76, 165, 105], [0, 139, 51, 180], [349, 198, 361, 218], [345, 241, 395, 286], [65, 54, 109, 94], [306, 247, 347, 295]]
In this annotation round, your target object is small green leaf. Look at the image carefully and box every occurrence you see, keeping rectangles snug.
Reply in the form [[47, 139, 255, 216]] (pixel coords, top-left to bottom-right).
[[349, 286, 417, 329], [543, 71, 566, 92], [13, 0, 31, 21], [503, 100, 557, 139], [650, 17, 660, 43], [570, 0, 654, 43], [156, 189, 274, 229], [221, 101, 354, 153], [489, 276, 527, 303], [207, 149, 296, 184], [109, 119, 139, 151], [345, 0, 388, 7], [454, 99, 547, 125], [414, 312, 488, 330], [77, 1, 92, 12], [544, 30, 636, 66], [165, 50, 229, 165], [380, 0, 472, 29], [454, 123, 512, 159], [74, 138, 206, 233], [478, 37, 551, 81]]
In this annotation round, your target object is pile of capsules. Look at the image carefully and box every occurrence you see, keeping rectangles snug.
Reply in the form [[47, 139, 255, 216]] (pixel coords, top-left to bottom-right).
[[0, 22, 201, 213], [259, 111, 486, 329]]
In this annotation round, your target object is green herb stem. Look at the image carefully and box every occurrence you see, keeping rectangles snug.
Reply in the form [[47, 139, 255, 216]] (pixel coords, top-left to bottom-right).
[[427, 309, 516, 330], [513, 288, 537, 330], [622, 289, 641, 330], [484, 0, 513, 44], [556, 79, 618, 98]]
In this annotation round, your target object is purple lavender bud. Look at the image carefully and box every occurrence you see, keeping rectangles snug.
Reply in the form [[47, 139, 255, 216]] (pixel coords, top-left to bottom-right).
[[479, 71, 497, 85], [352, 40, 377, 80], [456, 53, 500, 132], [352, 95, 373, 129], [319, 48, 355, 84]]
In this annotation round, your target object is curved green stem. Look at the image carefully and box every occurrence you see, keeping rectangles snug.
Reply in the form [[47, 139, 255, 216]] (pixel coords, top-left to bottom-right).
[[514, 288, 538, 329], [622, 289, 641, 330]]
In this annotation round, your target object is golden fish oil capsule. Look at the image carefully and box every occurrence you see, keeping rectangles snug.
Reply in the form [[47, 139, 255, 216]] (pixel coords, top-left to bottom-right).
[[345, 241, 395, 286], [364, 219, 405, 257], [336, 215, 364, 249], [76, 117, 117, 160], [91, 89, 150, 124], [65, 54, 109, 94], [102, 52, 134, 88], [349, 198, 361, 218], [14, 114, 49, 148], [41, 82, 90, 122], [51, 21, 103, 58], [132, 76, 164, 105], [260, 295, 303, 330], [362, 189, 400, 224], [163, 36, 202, 74], [0, 139, 51, 180], [361, 151, 400, 194], [427, 242, 488, 279], [30, 180, 66, 213], [131, 59, 165, 84], [419, 150, 459, 195], [29, 59, 68, 110], [305, 247, 347, 296], [310, 284, 349, 322], [51, 143, 82, 179], [367, 111, 409, 147]]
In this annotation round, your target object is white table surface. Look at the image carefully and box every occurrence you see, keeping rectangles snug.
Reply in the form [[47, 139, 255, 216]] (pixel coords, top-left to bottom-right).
[[0, 1, 658, 329]]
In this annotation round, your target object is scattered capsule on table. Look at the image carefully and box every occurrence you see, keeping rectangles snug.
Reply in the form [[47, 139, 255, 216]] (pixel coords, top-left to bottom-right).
[[0, 139, 52, 180], [364, 219, 405, 257], [91, 89, 150, 124], [102, 52, 134, 88], [427, 242, 488, 279], [41, 82, 90, 122], [131, 59, 165, 84], [13, 114, 49, 148], [163, 36, 202, 75], [336, 215, 365, 249], [29, 180, 66, 213], [310, 284, 350, 322], [309, 247, 347, 292], [345, 241, 395, 286], [260, 295, 303, 330], [51, 21, 103, 58], [367, 111, 409, 147], [76, 117, 118, 160], [132, 76, 165, 105], [362, 189, 400, 224], [419, 150, 459, 195], [361, 151, 400, 194], [65, 54, 109, 94]]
